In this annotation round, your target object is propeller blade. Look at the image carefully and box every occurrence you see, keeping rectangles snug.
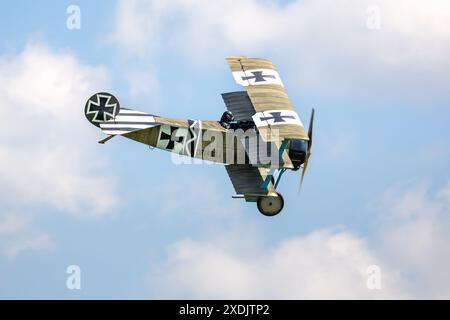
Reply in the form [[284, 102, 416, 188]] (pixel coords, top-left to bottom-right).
[[307, 108, 314, 153], [299, 153, 310, 189], [299, 108, 315, 193]]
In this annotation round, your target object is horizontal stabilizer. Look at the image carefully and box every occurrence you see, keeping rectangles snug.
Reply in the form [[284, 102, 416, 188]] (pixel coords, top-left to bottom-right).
[[84, 92, 158, 136], [100, 108, 158, 135]]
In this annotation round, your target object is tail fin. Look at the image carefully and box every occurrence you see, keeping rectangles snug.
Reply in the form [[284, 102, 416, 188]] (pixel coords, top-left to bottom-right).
[[85, 92, 120, 127]]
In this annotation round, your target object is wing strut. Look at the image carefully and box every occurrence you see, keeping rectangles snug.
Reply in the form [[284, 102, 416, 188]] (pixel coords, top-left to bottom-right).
[[261, 139, 289, 190], [274, 168, 287, 189]]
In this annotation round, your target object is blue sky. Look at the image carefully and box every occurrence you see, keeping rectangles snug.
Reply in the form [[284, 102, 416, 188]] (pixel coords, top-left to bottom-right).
[[1, 0, 450, 299]]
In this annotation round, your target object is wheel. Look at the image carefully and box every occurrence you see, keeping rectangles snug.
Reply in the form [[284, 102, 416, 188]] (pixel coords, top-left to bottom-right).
[[257, 193, 284, 217]]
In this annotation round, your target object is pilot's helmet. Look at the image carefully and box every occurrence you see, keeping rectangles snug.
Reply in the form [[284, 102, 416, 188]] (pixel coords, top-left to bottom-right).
[[221, 110, 234, 123]]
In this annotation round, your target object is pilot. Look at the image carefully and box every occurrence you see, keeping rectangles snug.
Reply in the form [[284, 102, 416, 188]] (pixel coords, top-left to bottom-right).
[[219, 110, 235, 129]]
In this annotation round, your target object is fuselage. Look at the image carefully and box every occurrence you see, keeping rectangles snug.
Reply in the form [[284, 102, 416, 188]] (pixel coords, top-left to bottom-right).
[[124, 115, 307, 169]]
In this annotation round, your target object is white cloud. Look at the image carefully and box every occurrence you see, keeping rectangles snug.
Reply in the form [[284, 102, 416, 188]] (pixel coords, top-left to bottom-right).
[[0, 215, 30, 236], [148, 180, 450, 299], [148, 227, 405, 299], [124, 64, 161, 110], [5, 233, 54, 259], [112, 0, 450, 104], [0, 213, 55, 259], [375, 181, 450, 298], [0, 41, 120, 217], [112, 0, 171, 58], [0, 147, 116, 215]]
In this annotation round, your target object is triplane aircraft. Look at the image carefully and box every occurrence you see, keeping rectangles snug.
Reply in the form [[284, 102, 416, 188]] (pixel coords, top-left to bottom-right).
[[84, 56, 314, 216]]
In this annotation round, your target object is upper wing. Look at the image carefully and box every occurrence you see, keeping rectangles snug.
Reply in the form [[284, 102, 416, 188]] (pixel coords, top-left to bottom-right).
[[226, 56, 308, 141]]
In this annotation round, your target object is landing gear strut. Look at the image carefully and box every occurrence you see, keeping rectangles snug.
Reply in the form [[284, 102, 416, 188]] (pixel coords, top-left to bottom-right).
[[257, 192, 284, 217]]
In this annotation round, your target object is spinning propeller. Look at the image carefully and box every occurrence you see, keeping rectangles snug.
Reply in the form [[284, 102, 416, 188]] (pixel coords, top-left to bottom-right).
[[299, 108, 315, 192]]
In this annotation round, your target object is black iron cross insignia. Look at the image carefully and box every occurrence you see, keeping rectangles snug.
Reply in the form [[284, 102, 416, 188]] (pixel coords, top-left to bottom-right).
[[242, 71, 276, 83], [260, 111, 295, 123], [160, 126, 185, 150], [87, 95, 118, 122]]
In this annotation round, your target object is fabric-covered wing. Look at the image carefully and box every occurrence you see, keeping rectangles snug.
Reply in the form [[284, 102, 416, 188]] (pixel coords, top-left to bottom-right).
[[221, 91, 254, 121], [226, 57, 283, 87], [225, 164, 276, 201], [226, 56, 308, 141]]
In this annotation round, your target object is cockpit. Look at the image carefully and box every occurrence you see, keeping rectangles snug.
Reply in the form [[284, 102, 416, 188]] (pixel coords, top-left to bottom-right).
[[219, 111, 235, 128], [219, 111, 255, 131]]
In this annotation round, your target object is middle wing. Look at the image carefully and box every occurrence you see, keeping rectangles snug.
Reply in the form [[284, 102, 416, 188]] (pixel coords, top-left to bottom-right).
[[225, 56, 309, 142]]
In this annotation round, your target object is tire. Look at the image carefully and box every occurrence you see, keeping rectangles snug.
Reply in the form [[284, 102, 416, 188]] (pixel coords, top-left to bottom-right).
[[257, 193, 284, 217]]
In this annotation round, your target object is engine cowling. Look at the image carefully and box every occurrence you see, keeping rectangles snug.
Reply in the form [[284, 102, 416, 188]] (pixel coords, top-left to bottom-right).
[[288, 139, 308, 170]]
